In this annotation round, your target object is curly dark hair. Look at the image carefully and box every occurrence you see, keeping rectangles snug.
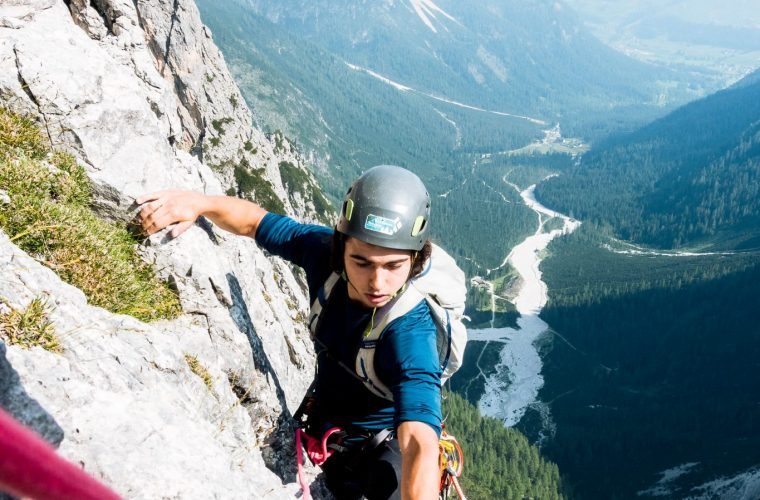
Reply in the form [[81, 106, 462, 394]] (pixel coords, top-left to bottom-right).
[[330, 231, 432, 279]]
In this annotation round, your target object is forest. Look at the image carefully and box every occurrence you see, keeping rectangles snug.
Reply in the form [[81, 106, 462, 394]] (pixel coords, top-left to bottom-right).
[[444, 391, 568, 500], [532, 228, 760, 498], [536, 71, 760, 250]]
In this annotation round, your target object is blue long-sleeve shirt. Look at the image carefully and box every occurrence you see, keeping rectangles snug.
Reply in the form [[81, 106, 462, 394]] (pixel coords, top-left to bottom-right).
[[255, 213, 442, 437]]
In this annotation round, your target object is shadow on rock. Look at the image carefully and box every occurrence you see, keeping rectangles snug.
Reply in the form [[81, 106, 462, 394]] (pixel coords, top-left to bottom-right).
[[0, 341, 64, 446], [226, 272, 303, 483]]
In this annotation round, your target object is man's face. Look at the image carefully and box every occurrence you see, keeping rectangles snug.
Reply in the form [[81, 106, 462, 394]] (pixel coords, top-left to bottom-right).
[[343, 237, 413, 308]]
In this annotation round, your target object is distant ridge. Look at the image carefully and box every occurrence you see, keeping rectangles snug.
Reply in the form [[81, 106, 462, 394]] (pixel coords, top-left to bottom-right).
[[536, 69, 760, 250]]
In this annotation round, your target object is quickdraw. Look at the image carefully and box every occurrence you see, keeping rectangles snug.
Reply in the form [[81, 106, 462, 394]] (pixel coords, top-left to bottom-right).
[[439, 430, 466, 500]]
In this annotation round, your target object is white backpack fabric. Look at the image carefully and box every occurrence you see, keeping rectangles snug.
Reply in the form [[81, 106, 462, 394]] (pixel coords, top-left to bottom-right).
[[308, 243, 468, 401]]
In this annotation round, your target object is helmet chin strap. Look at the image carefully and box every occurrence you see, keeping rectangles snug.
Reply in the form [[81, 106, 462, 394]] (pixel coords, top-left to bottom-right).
[[342, 268, 407, 337], [342, 270, 362, 299]]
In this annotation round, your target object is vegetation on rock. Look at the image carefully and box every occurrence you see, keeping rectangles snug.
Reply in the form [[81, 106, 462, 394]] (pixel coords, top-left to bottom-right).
[[0, 108, 181, 322], [0, 296, 62, 353], [231, 158, 285, 214], [184, 354, 215, 393], [278, 160, 332, 221]]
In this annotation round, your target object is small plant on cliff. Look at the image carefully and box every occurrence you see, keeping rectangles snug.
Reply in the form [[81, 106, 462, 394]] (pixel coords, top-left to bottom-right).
[[184, 354, 214, 392], [233, 160, 286, 214], [0, 110, 47, 159], [211, 117, 233, 136], [0, 297, 62, 353], [278, 160, 332, 222], [0, 108, 181, 322], [272, 130, 285, 153]]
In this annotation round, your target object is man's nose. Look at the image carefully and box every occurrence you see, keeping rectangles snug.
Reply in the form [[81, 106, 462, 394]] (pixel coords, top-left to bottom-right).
[[369, 267, 384, 290]]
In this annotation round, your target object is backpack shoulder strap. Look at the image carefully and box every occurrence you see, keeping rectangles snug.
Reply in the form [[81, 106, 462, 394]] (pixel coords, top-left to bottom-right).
[[308, 272, 341, 338], [355, 285, 425, 401]]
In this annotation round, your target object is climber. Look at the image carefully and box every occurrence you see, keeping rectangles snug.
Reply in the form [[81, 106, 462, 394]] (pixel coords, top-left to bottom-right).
[[137, 165, 442, 500]]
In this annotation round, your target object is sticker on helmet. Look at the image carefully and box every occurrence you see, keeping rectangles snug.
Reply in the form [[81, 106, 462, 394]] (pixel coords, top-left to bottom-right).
[[365, 214, 402, 236]]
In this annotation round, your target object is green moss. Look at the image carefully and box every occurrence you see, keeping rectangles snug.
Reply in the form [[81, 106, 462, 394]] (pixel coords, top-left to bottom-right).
[[0, 297, 62, 353], [0, 108, 181, 322], [229, 95, 239, 109], [243, 141, 255, 152], [209, 137, 220, 147]]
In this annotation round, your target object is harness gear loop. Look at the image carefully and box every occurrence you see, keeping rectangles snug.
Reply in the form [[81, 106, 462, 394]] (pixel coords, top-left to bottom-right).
[[438, 430, 467, 500], [295, 426, 346, 499]]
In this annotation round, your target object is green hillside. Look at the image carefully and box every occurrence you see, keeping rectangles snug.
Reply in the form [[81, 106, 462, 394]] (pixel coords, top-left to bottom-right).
[[196, 0, 544, 190], [224, 0, 698, 140], [530, 75, 760, 496], [196, 1, 547, 283], [536, 69, 760, 250], [194, 0, 708, 305], [534, 227, 760, 498]]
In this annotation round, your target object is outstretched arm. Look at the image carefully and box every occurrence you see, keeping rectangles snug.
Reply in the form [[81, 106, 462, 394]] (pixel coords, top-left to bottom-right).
[[137, 190, 268, 238], [397, 421, 440, 500]]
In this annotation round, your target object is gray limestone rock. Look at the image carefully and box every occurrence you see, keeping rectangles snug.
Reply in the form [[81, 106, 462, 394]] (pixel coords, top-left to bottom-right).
[[0, 0, 332, 497], [0, 230, 325, 498]]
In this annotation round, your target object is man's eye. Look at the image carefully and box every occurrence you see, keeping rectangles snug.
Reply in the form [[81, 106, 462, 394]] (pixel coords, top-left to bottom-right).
[[386, 264, 402, 270]]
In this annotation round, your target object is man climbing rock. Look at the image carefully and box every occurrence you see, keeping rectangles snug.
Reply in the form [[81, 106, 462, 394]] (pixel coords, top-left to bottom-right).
[[138, 165, 442, 500]]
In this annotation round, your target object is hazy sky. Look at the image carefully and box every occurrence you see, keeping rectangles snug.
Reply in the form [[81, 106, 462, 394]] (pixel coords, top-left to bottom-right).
[[562, 0, 760, 29], [561, 0, 760, 83]]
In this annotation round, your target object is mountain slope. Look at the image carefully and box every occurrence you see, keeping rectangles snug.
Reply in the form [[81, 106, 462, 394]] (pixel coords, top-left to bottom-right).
[[536, 68, 760, 250], [195, 0, 706, 280], [197, 1, 548, 190], [230, 0, 697, 137]]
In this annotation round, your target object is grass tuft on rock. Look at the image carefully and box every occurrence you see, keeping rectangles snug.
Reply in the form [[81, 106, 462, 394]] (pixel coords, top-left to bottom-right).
[[0, 110, 48, 160], [184, 354, 214, 392], [0, 297, 62, 353], [0, 108, 181, 322]]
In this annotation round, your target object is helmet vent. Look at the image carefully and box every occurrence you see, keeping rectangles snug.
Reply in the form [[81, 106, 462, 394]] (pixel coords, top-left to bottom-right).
[[411, 216, 427, 237], [343, 199, 354, 221]]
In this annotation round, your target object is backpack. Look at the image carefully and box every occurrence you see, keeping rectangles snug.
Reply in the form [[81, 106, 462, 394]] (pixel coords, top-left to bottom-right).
[[308, 243, 468, 401]]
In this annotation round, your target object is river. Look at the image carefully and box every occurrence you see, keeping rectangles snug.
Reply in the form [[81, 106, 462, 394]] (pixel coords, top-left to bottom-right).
[[468, 183, 580, 428]]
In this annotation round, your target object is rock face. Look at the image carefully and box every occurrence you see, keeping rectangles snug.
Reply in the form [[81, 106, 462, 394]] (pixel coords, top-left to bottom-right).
[[0, 0, 329, 497]]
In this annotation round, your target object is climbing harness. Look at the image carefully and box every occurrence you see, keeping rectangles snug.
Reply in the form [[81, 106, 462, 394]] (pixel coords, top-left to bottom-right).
[[294, 424, 394, 500]]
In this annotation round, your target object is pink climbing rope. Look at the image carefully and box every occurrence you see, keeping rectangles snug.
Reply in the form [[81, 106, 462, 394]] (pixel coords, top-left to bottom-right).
[[0, 407, 121, 500]]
